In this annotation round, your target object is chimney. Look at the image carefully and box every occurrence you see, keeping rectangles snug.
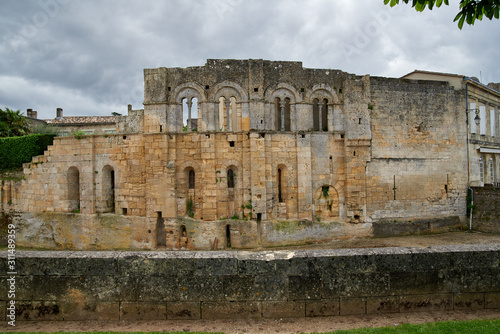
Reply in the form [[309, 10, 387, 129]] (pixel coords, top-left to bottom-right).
[[27, 109, 33, 118], [32, 110, 38, 119], [56, 108, 63, 119]]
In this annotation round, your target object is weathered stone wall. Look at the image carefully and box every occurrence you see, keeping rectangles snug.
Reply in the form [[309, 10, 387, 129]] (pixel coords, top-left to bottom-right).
[[367, 77, 467, 221], [2, 244, 499, 321], [471, 185, 500, 233]]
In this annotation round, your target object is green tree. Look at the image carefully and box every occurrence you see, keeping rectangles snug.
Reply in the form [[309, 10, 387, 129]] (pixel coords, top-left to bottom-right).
[[0, 107, 30, 137], [384, 0, 500, 29]]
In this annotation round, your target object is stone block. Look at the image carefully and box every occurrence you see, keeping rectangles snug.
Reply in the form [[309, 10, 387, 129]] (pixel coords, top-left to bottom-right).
[[167, 302, 201, 320], [65, 256, 119, 276], [459, 268, 500, 293], [178, 276, 223, 302], [306, 299, 340, 317], [340, 298, 365, 315], [289, 275, 321, 300], [32, 276, 83, 301], [0, 276, 33, 301], [454, 293, 485, 310], [366, 297, 399, 314], [62, 301, 120, 321], [389, 271, 453, 295], [120, 302, 166, 320], [262, 301, 305, 318], [202, 301, 261, 319], [322, 273, 389, 298], [15, 301, 63, 321], [485, 293, 500, 309], [195, 256, 238, 276], [121, 276, 178, 302], [400, 294, 453, 312], [17, 256, 67, 276]]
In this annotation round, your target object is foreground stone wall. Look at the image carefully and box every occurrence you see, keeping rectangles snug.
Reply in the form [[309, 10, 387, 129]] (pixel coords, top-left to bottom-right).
[[2, 244, 499, 321]]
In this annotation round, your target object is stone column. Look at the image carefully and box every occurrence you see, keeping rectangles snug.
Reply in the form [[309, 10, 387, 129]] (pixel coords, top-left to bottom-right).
[[225, 99, 231, 131], [187, 100, 193, 131], [279, 101, 286, 131], [318, 104, 323, 132]]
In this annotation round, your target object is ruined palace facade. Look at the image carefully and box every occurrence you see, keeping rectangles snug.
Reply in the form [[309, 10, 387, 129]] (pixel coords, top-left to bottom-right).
[[3, 59, 470, 249]]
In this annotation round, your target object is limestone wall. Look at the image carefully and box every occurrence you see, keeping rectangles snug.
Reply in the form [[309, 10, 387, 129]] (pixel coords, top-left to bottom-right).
[[2, 244, 499, 321], [366, 77, 467, 220]]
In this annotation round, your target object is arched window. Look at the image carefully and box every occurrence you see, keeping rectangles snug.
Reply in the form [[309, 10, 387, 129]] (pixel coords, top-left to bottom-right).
[[188, 169, 195, 189], [275, 97, 282, 130], [68, 166, 80, 212], [284, 98, 291, 131], [278, 168, 283, 203], [227, 169, 235, 188], [322, 99, 328, 131], [182, 97, 198, 132], [313, 99, 320, 131]]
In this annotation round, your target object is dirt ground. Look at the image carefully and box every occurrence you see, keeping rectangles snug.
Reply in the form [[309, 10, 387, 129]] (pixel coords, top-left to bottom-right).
[[4, 231, 500, 333]]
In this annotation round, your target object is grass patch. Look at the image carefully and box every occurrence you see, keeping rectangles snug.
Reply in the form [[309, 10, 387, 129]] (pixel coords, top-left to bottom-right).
[[322, 318, 500, 333]]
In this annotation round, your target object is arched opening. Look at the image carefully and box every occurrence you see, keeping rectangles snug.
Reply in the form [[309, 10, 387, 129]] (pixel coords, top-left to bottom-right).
[[188, 169, 195, 189], [227, 168, 235, 189], [102, 165, 115, 213], [278, 168, 283, 203], [322, 99, 328, 131], [68, 166, 80, 212], [313, 99, 320, 131], [314, 185, 339, 220], [182, 97, 198, 132], [284, 97, 291, 131]]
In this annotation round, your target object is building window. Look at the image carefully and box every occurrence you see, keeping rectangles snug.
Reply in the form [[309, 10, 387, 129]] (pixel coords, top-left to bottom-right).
[[491, 109, 496, 137], [188, 169, 195, 189], [102, 165, 115, 213], [278, 168, 283, 203], [227, 169, 235, 188], [470, 103, 477, 134]]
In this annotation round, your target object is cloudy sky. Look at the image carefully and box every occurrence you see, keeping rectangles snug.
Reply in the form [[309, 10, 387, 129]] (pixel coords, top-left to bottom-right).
[[1, 0, 499, 119]]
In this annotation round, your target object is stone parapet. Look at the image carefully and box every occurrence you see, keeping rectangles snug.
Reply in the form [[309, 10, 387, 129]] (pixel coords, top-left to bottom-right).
[[1, 244, 499, 321]]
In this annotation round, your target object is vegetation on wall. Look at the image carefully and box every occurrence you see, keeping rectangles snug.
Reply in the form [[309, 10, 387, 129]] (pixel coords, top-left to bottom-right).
[[0, 134, 56, 170]]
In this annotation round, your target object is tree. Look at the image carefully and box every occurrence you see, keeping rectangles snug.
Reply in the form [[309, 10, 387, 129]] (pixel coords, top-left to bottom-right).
[[0, 107, 30, 137], [384, 0, 500, 29]]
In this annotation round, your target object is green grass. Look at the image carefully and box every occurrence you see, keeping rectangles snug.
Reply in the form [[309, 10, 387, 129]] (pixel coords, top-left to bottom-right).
[[323, 318, 500, 334]]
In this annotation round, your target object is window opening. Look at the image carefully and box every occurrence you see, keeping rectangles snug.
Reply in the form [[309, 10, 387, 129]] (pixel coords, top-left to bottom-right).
[[156, 211, 166, 247], [278, 169, 283, 203], [227, 169, 235, 188], [68, 167, 80, 212], [313, 99, 320, 131], [229, 141, 235, 147], [188, 169, 195, 189]]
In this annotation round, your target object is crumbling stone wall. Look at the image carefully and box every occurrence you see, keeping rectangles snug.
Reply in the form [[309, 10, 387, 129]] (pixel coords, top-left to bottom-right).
[[2, 244, 499, 321], [5, 59, 469, 250]]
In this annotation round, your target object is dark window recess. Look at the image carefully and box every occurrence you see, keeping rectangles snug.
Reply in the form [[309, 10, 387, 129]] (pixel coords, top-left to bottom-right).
[[257, 213, 262, 221], [254, 87, 259, 92], [260, 120, 263, 124], [301, 88, 305, 92], [340, 134, 344, 139], [227, 169, 235, 188], [259, 133, 265, 139], [123, 136, 127, 140], [188, 170, 195, 189], [122, 208, 127, 215], [167, 87, 171, 91], [330, 156, 333, 160], [205, 85, 210, 90], [301, 134, 305, 138], [339, 89, 343, 94], [159, 125, 163, 132], [206, 134, 210, 139], [229, 141, 235, 147]]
